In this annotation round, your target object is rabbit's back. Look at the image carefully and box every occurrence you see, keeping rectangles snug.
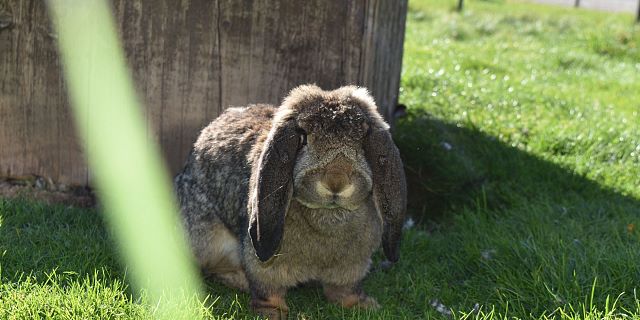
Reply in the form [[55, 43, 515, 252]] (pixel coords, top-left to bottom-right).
[[176, 104, 276, 237]]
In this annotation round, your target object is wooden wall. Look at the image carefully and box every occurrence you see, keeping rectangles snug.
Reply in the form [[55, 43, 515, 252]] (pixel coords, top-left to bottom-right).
[[0, 0, 407, 186]]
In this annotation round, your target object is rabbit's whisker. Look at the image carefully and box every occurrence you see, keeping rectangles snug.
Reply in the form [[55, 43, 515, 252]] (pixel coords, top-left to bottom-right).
[[259, 183, 288, 201]]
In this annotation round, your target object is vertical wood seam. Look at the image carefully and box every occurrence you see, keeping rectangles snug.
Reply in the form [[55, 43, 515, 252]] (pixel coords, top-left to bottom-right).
[[357, 0, 368, 85], [18, 2, 27, 179], [216, 0, 222, 115]]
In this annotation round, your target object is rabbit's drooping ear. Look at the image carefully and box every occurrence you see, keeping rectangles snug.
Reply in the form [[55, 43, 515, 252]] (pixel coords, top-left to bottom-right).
[[249, 121, 300, 262], [364, 127, 407, 263]]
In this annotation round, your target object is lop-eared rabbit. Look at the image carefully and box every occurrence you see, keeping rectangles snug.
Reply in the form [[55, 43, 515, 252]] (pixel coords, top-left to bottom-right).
[[175, 85, 407, 319]]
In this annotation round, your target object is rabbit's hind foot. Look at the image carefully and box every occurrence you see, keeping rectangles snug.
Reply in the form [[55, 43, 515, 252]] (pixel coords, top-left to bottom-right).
[[198, 222, 248, 291]]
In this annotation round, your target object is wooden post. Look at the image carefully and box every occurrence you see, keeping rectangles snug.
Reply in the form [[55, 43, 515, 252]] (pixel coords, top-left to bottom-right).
[[574, 0, 580, 8], [0, 0, 408, 187], [457, 0, 464, 12], [637, 0, 640, 23]]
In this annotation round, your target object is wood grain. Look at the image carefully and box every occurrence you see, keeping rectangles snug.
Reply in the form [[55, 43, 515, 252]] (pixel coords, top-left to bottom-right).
[[0, 0, 407, 186]]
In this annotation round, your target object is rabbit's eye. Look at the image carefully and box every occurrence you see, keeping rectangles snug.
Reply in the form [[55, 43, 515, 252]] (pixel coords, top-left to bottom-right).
[[297, 128, 307, 146], [298, 130, 307, 146]]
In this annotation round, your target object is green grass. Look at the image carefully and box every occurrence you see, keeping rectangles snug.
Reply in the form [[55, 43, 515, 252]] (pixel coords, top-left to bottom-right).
[[2, 0, 640, 318]]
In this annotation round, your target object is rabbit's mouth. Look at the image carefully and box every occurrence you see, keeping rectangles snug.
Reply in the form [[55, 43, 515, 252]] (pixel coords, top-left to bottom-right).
[[291, 200, 358, 227], [326, 197, 341, 209], [294, 196, 359, 211]]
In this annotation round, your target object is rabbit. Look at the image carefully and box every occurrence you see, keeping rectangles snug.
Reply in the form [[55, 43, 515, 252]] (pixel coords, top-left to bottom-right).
[[175, 85, 407, 319]]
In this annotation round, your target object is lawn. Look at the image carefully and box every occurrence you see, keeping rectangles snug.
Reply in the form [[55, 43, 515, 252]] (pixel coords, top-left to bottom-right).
[[2, 0, 640, 318]]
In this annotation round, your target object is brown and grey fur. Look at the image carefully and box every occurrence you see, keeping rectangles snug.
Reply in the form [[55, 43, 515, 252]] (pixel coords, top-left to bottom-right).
[[175, 85, 407, 319]]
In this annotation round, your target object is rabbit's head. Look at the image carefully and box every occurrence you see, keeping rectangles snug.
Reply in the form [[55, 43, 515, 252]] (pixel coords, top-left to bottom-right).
[[248, 85, 407, 263]]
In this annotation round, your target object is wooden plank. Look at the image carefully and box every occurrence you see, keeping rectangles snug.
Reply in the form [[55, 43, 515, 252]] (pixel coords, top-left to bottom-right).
[[218, 0, 252, 108], [157, 0, 190, 175], [132, 0, 168, 160], [28, 1, 63, 185], [361, 0, 408, 121], [246, 0, 281, 104], [177, 0, 221, 169], [0, 0, 86, 186], [234, 0, 367, 105], [343, 0, 366, 85], [0, 1, 25, 180], [113, 0, 223, 174]]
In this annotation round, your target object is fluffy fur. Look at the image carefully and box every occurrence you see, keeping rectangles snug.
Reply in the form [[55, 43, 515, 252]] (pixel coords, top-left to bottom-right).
[[175, 85, 407, 319]]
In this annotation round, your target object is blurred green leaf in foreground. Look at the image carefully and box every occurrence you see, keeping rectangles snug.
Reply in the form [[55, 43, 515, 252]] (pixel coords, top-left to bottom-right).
[[47, 0, 203, 318]]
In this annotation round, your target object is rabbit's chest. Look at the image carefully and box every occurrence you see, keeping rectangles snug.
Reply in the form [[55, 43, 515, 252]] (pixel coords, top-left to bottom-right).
[[242, 199, 382, 287], [274, 200, 382, 282]]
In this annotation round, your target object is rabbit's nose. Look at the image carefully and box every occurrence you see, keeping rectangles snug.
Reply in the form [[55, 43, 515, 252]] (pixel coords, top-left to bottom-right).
[[322, 172, 350, 194], [321, 154, 353, 194]]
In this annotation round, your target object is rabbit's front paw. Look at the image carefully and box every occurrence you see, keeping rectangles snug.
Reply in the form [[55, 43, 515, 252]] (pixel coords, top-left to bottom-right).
[[323, 284, 380, 310], [251, 293, 289, 320]]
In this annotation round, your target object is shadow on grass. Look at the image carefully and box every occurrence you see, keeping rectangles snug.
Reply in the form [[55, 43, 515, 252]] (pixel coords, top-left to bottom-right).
[[388, 110, 640, 315], [395, 110, 639, 223]]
